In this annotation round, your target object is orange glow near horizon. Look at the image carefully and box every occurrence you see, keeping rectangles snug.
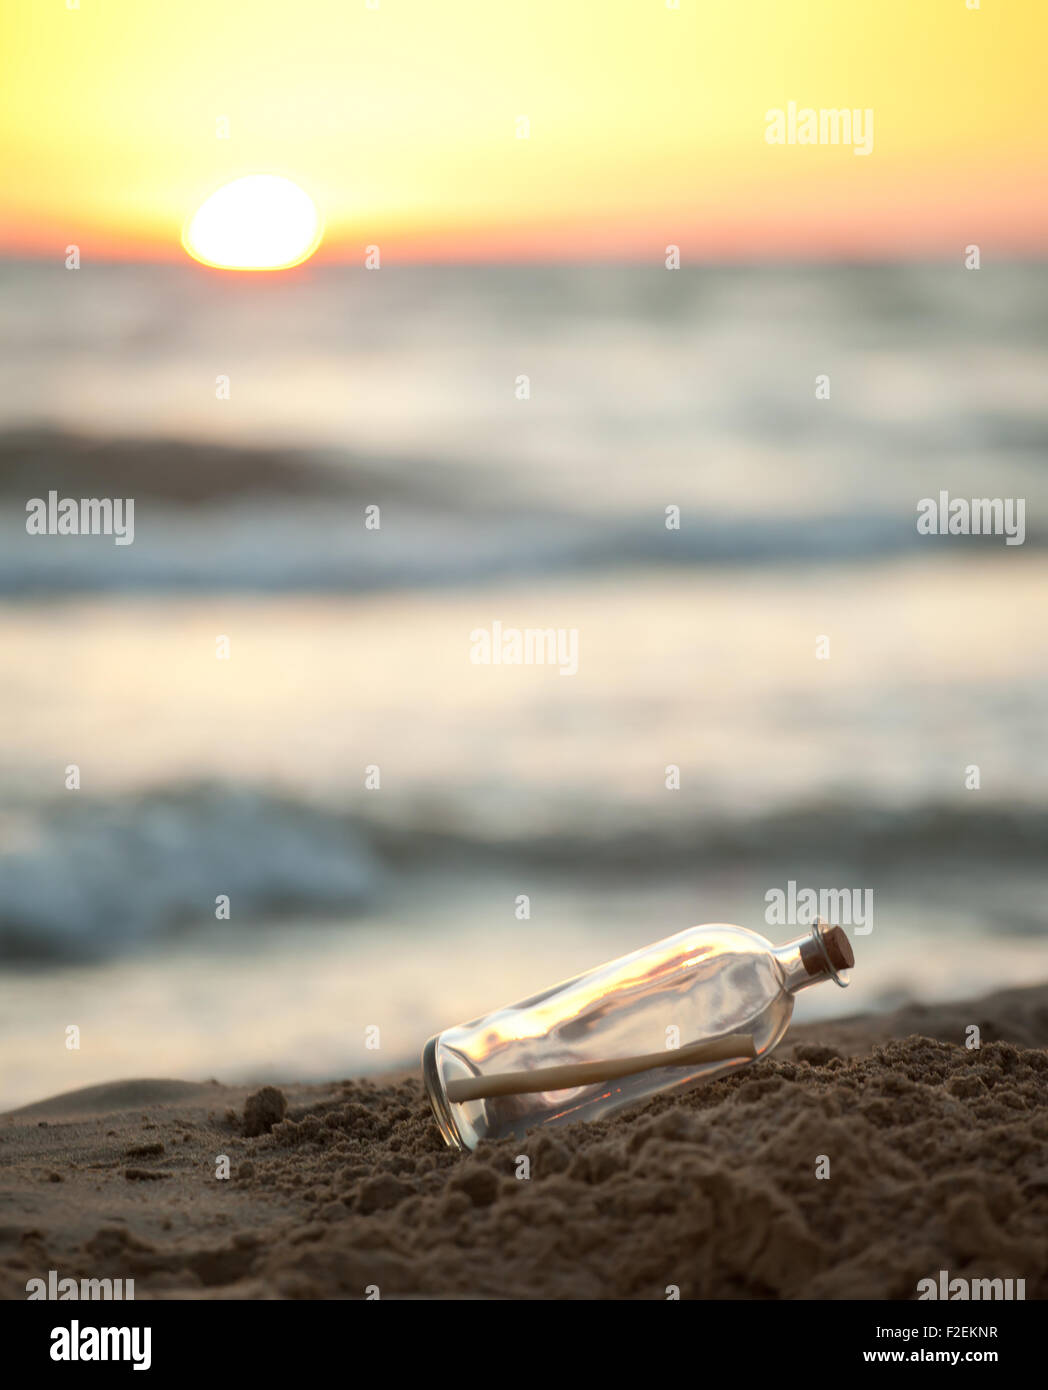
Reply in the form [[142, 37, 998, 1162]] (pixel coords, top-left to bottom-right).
[[2, 0, 1046, 264]]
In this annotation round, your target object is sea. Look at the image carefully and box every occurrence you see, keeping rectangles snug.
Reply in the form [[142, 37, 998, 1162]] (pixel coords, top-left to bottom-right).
[[0, 260, 1045, 1109]]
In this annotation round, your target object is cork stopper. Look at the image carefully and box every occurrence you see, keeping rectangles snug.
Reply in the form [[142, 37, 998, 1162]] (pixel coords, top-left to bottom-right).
[[800, 922, 855, 977]]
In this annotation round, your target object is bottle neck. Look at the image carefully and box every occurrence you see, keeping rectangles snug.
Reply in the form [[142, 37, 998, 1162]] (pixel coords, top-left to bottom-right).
[[773, 924, 850, 993]]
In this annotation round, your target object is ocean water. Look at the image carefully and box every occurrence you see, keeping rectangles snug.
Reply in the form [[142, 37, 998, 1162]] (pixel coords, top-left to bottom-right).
[[1, 262, 1045, 1109]]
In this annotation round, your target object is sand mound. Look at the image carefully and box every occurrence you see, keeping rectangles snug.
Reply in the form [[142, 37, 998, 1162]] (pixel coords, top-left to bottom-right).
[[238, 1036, 1048, 1299], [6, 1079, 220, 1120], [2, 987, 1046, 1300]]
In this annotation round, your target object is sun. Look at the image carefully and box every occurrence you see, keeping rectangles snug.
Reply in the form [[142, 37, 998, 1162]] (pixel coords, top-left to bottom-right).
[[182, 175, 322, 271]]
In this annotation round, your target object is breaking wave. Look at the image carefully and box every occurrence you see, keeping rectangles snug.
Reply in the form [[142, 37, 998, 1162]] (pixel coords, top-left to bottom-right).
[[2, 784, 1044, 962]]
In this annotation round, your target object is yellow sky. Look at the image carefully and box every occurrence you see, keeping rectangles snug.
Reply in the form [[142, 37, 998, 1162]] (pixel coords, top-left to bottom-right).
[[2, 0, 1045, 261]]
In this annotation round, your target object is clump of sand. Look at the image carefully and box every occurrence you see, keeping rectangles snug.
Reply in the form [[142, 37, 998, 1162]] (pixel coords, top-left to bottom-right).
[[2, 985, 1046, 1299], [241, 1086, 287, 1138]]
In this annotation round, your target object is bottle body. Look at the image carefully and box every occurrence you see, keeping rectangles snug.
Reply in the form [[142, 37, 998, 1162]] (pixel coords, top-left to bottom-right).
[[423, 920, 851, 1150]]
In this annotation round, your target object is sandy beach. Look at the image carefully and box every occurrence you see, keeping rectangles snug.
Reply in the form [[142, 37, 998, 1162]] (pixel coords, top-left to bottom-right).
[[3, 982, 1046, 1301], [4, 0, 1046, 1354]]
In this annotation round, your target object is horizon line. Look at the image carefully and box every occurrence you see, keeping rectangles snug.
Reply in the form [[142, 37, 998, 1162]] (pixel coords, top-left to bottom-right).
[[3, 249, 1047, 271]]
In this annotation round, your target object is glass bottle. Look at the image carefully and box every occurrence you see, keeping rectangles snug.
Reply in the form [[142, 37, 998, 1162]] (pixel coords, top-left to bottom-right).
[[423, 920, 853, 1150]]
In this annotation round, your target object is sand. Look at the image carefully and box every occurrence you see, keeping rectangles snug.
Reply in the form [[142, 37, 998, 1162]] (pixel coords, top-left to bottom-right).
[[2, 983, 1047, 1300]]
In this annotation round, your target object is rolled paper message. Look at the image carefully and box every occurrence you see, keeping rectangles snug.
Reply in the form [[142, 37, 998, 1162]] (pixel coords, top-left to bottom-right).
[[445, 1032, 757, 1103]]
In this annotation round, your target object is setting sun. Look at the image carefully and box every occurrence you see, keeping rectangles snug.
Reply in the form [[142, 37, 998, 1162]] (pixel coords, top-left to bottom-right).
[[182, 175, 322, 271], [2, 0, 1046, 261]]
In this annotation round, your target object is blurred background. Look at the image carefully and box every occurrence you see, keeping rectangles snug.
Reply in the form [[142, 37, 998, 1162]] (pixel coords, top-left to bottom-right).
[[1, 1, 1046, 1108]]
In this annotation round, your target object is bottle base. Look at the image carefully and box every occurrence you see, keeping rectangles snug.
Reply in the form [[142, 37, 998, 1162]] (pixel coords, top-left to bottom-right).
[[421, 1035, 465, 1150]]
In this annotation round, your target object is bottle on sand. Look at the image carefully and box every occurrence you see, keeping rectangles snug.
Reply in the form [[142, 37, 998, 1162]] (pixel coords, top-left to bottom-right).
[[423, 919, 854, 1150]]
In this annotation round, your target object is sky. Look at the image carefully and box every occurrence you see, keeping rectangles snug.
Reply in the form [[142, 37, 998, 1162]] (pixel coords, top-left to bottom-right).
[[1, 0, 1046, 263]]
